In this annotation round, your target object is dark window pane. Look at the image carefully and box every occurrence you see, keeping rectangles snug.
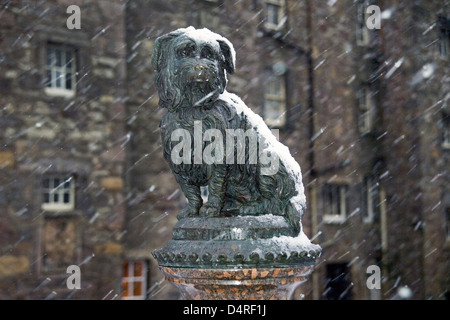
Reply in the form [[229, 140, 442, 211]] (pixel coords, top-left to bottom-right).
[[46, 70, 52, 87], [133, 281, 142, 296], [55, 71, 62, 88], [63, 193, 70, 203], [55, 49, 62, 66], [66, 73, 72, 90], [43, 178, 50, 188], [264, 100, 281, 119], [54, 178, 60, 187], [122, 281, 129, 297], [46, 47, 52, 66], [66, 51, 73, 68], [266, 4, 279, 25], [336, 186, 342, 215], [123, 261, 129, 277], [53, 193, 59, 202], [64, 178, 72, 189], [44, 193, 50, 203], [134, 261, 143, 276]]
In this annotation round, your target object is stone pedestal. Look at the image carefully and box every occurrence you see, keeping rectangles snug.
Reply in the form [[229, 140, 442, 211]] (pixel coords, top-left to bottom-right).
[[153, 216, 321, 300], [159, 265, 314, 300]]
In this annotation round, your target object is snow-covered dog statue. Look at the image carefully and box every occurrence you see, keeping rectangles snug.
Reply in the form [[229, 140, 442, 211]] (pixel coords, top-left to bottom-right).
[[152, 27, 306, 234]]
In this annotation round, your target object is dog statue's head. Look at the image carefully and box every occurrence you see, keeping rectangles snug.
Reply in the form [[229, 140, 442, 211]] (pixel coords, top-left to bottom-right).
[[152, 27, 235, 112]]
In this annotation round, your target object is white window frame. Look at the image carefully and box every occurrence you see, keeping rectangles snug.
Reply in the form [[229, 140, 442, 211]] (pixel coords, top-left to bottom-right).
[[323, 184, 348, 224], [438, 17, 449, 58], [264, 0, 286, 31], [356, 0, 370, 46], [41, 175, 75, 212], [44, 44, 76, 98], [443, 114, 450, 149], [358, 87, 375, 134], [264, 73, 287, 127], [122, 260, 147, 300], [363, 177, 379, 224]]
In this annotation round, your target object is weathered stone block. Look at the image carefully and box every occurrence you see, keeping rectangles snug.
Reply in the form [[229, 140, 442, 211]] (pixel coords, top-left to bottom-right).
[[94, 242, 123, 255], [100, 95, 115, 104], [0, 152, 14, 168], [100, 176, 124, 190], [93, 68, 114, 79], [0, 256, 30, 278], [100, 145, 126, 163]]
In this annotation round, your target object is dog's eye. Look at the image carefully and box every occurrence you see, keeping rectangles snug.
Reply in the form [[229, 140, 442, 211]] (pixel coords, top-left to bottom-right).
[[201, 47, 214, 60], [179, 46, 194, 58]]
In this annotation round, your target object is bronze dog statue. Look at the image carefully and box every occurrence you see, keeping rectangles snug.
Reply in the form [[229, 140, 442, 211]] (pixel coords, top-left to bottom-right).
[[152, 27, 306, 234]]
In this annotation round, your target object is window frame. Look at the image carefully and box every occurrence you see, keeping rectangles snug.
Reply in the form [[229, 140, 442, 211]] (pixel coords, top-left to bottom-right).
[[322, 184, 349, 224], [358, 87, 375, 134], [264, 72, 287, 127], [44, 43, 77, 98], [362, 176, 380, 224], [438, 16, 449, 59], [121, 260, 148, 300], [356, 0, 370, 47], [41, 175, 75, 212], [264, 0, 286, 31], [442, 113, 450, 149]]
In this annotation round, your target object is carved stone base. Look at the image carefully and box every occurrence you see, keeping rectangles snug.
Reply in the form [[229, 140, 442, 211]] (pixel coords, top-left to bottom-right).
[[159, 265, 314, 300], [153, 216, 321, 300]]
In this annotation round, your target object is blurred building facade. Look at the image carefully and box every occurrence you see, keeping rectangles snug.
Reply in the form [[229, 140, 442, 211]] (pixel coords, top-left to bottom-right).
[[0, 0, 448, 300]]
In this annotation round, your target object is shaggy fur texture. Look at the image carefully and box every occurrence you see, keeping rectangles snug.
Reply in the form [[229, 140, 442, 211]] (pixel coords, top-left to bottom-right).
[[152, 27, 304, 234]]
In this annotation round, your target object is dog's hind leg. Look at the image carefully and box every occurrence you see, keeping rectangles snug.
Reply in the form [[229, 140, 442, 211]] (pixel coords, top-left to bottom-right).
[[177, 180, 202, 219], [199, 165, 228, 217]]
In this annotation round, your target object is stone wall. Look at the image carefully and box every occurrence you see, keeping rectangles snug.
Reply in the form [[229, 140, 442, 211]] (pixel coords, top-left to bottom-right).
[[0, 0, 127, 299], [310, 0, 449, 299]]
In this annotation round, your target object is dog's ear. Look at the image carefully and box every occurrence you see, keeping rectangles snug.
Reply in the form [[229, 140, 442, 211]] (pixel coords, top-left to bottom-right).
[[217, 39, 235, 75], [152, 31, 182, 72]]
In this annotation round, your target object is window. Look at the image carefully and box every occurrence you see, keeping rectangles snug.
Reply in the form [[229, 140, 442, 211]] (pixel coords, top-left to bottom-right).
[[363, 176, 380, 224], [356, 0, 370, 46], [324, 263, 353, 300], [122, 260, 148, 300], [358, 87, 375, 134], [442, 113, 450, 149], [42, 176, 75, 212], [264, 0, 286, 30], [322, 184, 348, 223], [45, 44, 76, 97], [438, 16, 449, 58], [264, 73, 286, 127]]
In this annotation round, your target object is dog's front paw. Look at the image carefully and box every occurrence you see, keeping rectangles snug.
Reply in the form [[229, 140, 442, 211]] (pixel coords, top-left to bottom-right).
[[177, 206, 199, 219], [239, 202, 261, 216], [199, 202, 222, 217]]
